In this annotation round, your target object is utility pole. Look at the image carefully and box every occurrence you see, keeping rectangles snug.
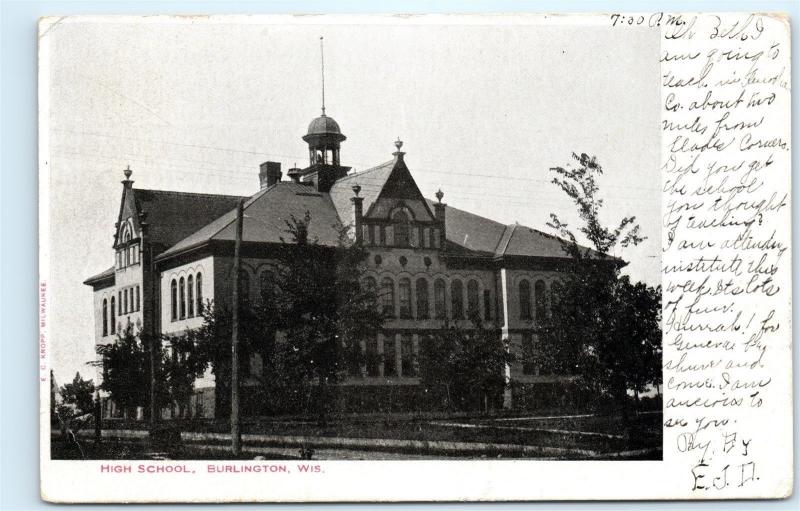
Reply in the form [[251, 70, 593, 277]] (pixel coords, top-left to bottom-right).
[[140, 213, 158, 435], [230, 199, 245, 456]]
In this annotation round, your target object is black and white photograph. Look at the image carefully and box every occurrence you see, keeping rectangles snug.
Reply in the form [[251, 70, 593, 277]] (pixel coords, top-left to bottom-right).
[[37, 12, 792, 503], [45, 17, 663, 463]]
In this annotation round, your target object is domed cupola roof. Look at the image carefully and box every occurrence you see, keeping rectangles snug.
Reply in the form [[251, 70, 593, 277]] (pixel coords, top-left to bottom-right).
[[303, 113, 346, 144]]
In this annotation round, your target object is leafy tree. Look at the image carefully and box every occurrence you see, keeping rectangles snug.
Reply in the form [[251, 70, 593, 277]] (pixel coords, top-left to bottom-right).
[[272, 213, 384, 422], [50, 370, 58, 425], [419, 319, 514, 412], [93, 326, 168, 419], [182, 302, 266, 419], [59, 372, 95, 415], [160, 332, 209, 418], [538, 152, 661, 430], [184, 212, 383, 421]]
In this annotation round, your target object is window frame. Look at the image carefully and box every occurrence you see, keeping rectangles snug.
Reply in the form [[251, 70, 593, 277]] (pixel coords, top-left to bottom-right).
[[196, 273, 203, 313], [398, 278, 412, 319], [380, 277, 395, 317], [187, 275, 194, 317], [102, 298, 108, 336]]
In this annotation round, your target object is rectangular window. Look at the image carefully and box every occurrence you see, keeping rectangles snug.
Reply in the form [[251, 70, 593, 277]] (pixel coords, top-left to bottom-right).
[[374, 225, 382, 246], [432, 229, 440, 249], [383, 336, 397, 377], [400, 335, 417, 377], [362, 225, 370, 245], [483, 289, 492, 320], [522, 333, 538, 376], [366, 338, 380, 377], [136, 286, 140, 311]]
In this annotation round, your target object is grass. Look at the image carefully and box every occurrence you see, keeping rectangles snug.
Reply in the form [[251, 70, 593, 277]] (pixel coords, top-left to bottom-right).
[[54, 410, 662, 460]]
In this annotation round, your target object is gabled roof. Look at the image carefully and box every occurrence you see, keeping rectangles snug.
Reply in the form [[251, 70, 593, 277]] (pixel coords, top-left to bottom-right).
[[329, 159, 395, 222], [133, 189, 247, 252], [158, 182, 343, 259]]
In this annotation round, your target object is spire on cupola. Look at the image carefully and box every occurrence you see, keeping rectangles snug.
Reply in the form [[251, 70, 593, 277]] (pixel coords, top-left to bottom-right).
[[303, 36, 347, 168], [297, 36, 352, 192]]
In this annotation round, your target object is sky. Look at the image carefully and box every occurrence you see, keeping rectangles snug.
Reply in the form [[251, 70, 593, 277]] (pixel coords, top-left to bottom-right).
[[42, 15, 660, 384]]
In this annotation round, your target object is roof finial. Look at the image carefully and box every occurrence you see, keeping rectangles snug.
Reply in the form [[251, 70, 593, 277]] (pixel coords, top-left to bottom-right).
[[395, 137, 403, 151], [435, 189, 444, 203], [320, 36, 326, 116], [352, 184, 361, 197], [123, 164, 132, 180]]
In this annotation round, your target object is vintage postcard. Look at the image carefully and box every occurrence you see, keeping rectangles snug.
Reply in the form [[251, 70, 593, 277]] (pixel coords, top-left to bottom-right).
[[39, 13, 792, 502]]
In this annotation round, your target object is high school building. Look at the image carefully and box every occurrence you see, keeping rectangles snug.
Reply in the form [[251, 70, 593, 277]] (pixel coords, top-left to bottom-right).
[[85, 109, 604, 418]]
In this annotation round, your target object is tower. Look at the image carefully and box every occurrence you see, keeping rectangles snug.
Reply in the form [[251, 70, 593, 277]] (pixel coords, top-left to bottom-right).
[[302, 113, 346, 166], [298, 36, 351, 192]]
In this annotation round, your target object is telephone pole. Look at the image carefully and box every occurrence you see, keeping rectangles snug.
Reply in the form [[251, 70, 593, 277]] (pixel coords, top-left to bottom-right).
[[230, 199, 245, 456]]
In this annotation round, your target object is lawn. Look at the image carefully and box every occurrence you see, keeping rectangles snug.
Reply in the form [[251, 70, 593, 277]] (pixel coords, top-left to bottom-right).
[[60, 410, 661, 460]]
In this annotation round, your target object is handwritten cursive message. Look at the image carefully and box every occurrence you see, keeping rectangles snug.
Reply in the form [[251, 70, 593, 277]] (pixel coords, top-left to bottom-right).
[[658, 13, 791, 496]]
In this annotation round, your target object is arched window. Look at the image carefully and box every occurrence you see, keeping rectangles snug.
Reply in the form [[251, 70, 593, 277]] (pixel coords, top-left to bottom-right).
[[110, 296, 116, 334], [519, 279, 532, 320], [483, 289, 492, 320], [380, 277, 395, 316], [415, 278, 429, 319], [238, 270, 250, 303], [392, 209, 411, 247], [434, 279, 446, 319], [467, 280, 480, 318], [196, 273, 203, 313], [398, 278, 412, 318], [179, 277, 186, 319], [451, 279, 464, 319], [102, 299, 108, 337], [170, 279, 177, 321], [187, 275, 194, 317], [535, 280, 547, 320], [362, 276, 377, 312]]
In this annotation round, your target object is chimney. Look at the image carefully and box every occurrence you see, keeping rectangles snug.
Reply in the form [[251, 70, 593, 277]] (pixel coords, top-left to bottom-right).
[[350, 185, 364, 243], [434, 189, 446, 249], [259, 161, 282, 189]]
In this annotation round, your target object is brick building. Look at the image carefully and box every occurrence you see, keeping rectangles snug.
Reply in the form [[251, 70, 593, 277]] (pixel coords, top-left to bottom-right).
[[85, 110, 610, 418]]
